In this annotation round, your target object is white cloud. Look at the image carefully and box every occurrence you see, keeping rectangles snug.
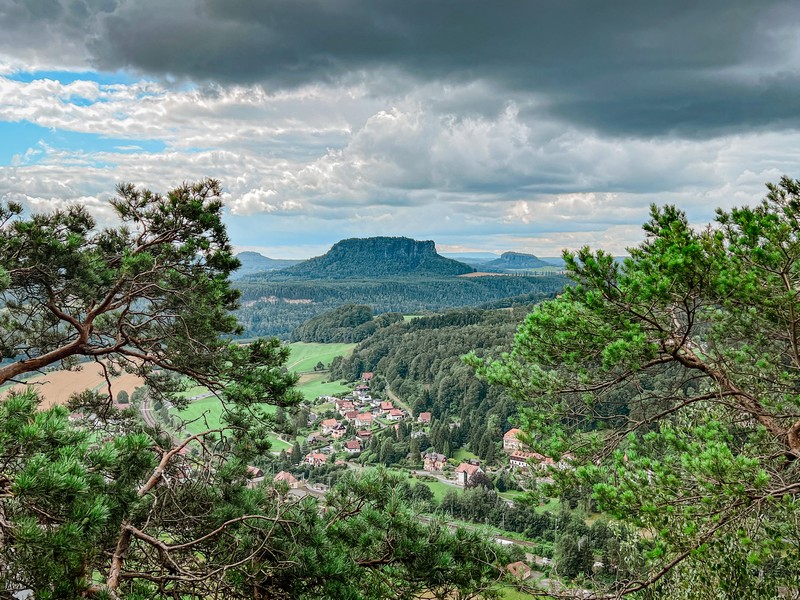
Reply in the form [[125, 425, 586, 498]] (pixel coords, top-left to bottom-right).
[[1, 71, 800, 257]]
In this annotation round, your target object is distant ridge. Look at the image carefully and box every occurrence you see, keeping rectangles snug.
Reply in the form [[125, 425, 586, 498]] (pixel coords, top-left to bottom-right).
[[232, 252, 301, 279], [482, 251, 550, 270], [263, 236, 475, 280]]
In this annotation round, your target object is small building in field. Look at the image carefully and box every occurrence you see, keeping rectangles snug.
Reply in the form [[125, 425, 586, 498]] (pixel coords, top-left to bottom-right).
[[507, 561, 533, 580]]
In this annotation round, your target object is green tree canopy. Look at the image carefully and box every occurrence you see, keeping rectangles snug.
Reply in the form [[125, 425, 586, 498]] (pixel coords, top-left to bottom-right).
[[470, 176, 800, 598], [0, 179, 299, 415], [0, 181, 508, 599]]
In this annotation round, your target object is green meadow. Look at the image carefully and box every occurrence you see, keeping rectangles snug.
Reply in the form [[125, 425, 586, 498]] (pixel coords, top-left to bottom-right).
[[172, 342, 354, 437], [284, 342, 356, 372]]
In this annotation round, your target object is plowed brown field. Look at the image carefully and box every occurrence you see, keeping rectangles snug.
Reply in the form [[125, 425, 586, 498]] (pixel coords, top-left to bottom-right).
[[2, 363, 145, 409]]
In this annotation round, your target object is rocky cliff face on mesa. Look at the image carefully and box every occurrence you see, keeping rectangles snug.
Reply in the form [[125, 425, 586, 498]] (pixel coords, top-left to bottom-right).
[[482, 251, 550, 270], [268, 236, 475, 279]]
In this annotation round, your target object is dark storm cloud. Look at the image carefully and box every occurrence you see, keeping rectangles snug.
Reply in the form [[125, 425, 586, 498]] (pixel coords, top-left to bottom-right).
[[5, 0, 800, 137]]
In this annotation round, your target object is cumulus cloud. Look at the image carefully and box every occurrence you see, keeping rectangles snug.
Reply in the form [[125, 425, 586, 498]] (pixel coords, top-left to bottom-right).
[[3, 0, 799, 136], [2, 2, 800, 256]]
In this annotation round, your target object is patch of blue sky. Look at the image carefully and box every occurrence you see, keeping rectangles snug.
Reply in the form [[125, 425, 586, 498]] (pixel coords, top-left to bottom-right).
[[0, 121, 166, 166], [6, 69, 138, 87]]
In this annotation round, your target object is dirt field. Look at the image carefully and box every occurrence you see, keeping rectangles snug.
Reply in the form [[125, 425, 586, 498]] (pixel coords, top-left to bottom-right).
[[2, 363, 145, 409]]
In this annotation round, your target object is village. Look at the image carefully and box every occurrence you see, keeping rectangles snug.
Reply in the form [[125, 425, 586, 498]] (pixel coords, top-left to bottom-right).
[[252, 370, 573, 496]]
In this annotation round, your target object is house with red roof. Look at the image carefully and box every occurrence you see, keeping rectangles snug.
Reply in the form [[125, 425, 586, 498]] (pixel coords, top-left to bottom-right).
[[417, 412, 432, 424], [344, 439, 362, 453], [507, 561, 533, 580], [354, 412, 374, 428], [273, 471, 299, 488], [321, 418, 340, 434], [387, 408, 405, 421], [510, 451, 554, 471], [455, 462, 483, 485], [362, 372, 374, 382], [336, 400, 355, 415], [304, 452, 327, 467], [503, 428, 527, 452]]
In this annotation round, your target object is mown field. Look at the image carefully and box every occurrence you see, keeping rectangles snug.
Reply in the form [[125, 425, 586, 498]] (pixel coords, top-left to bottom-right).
[[172, 342, 354, 437], [284, 342, 356, 372]]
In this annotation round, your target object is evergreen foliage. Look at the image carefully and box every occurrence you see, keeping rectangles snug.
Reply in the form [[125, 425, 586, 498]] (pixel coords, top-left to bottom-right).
[[0, 182, 509, 599], [290, 304, 403, 343], [470, 177, 800, 597]]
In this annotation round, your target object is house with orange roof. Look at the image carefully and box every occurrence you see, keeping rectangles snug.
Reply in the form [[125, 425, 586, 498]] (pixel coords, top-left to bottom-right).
[[503, 428, 527, 452], [273, 471, 299, 488], [455, 462, 483, 485]]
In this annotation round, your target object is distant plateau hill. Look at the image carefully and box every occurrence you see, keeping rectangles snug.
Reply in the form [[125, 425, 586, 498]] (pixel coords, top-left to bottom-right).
[[233, 237, 567, 339], [253, 236, 475, 280]]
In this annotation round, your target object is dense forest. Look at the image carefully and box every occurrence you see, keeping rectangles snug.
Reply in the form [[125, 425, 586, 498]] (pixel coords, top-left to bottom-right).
[[290, 304, 404, 343], [235, 275, 566, 338], [330, 308, 528, 461]]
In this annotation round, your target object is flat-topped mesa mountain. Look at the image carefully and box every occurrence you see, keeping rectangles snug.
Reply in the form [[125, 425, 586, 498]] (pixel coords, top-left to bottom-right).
[[482, 251, 551, 271], [232, 251, 301, 279], [260, 237, 475, 280]]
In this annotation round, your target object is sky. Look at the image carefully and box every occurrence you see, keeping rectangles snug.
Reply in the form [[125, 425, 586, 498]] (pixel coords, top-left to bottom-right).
[[1, 1, 800, 259]]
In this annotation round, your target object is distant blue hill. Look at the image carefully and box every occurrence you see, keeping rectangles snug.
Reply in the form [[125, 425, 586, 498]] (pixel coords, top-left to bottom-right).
[[232, 252, 301, 279]]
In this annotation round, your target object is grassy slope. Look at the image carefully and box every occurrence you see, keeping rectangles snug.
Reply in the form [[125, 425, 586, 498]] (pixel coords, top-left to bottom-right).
[[284, 342, 356, 372], [173, 342, 354, 436]]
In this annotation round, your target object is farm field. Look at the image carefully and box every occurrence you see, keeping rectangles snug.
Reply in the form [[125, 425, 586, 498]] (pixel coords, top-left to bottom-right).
[[175, 372, 350, 435], [296, 372, 350, 401], [284, 342, 355, 372], [172, 342, 355, 436], [1, 362, 144, 409]]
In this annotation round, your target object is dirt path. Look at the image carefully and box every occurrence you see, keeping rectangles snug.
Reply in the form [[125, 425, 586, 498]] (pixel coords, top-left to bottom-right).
[[384, 386, 413, 414]]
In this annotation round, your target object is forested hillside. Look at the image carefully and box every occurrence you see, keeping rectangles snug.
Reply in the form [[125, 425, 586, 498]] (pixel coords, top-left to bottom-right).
[[481, 251, 551, 271], [235, 274, 566, 338], [331, 308, 527, 461], [290, 304, 404, 342]]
